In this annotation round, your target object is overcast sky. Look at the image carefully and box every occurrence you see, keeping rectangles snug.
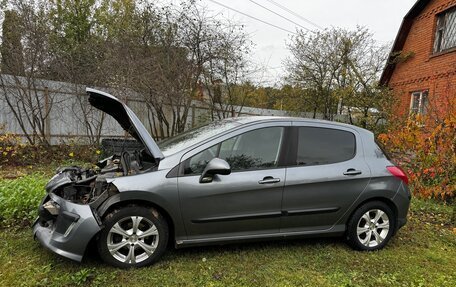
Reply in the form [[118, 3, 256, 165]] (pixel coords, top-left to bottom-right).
[[195, 0, 417, 86]]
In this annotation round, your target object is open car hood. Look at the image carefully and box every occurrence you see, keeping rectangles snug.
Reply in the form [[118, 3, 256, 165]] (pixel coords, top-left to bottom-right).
[[86, 88, 164, 162]]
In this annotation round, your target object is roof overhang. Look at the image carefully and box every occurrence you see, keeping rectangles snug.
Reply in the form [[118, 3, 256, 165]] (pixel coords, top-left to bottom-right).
[[380, 0, 431, 86]]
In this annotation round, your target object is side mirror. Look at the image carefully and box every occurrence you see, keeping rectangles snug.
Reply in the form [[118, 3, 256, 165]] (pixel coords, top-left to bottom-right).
[[199, 158, 231, 183]]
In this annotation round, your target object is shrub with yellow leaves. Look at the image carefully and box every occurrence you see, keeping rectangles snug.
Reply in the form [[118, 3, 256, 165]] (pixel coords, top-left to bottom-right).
[[378, 98, 455, 201]]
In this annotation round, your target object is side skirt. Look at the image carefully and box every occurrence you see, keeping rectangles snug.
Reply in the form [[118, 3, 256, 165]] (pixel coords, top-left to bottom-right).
[[175, 224, 346, 248]]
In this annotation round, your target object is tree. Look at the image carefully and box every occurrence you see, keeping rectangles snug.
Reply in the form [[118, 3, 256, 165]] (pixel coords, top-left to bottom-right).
[[0, 1, 55, 145], [132, 2, 253, 135], [335, 28, 393, 129], [194, 13, 253, 120], [285, 27, 392, 128], [0, 0, 255, 144], [1, 10, 24, 75], [127, 2, 196, 138], [285, 28, 345, 119], [45, 0, 110, 145], [47, 0, 107, 85]]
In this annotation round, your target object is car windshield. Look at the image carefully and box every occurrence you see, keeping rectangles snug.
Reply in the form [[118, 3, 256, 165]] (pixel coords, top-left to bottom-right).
[[157, 119, 242, 156]]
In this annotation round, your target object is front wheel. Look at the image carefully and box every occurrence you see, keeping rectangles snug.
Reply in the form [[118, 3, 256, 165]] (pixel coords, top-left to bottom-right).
[[346, 201, 396, 251], [97, 205, 169, 268]]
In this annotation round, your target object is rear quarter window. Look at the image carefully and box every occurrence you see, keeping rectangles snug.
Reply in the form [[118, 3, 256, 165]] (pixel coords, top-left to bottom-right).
[[374, 140, 392, 160], [296, 127, 356, 166]]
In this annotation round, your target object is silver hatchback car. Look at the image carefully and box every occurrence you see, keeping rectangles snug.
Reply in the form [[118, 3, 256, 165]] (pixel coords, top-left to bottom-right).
[[33, 88, 411, 268]]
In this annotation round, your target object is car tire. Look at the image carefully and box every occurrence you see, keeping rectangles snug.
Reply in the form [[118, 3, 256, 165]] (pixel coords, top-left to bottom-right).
[[346, 201, 396, 251], [97, 205, 168, 268]]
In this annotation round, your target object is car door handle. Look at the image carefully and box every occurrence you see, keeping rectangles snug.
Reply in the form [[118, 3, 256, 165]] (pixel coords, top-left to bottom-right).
[[343, 169, 362, 176], [258, 177, 281, 184]]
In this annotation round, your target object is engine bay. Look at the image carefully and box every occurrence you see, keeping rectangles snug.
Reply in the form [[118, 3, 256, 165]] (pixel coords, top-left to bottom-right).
[[45, 150, 157, 205]]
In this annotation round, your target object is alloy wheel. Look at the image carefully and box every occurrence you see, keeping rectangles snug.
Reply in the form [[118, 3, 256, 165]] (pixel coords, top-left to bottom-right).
[[107, 216, 159, 264], [356, 209, 390, 248]]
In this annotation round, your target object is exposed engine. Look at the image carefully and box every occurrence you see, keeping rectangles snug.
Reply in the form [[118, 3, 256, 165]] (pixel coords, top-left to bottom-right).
[[45, 150, 156, 205]]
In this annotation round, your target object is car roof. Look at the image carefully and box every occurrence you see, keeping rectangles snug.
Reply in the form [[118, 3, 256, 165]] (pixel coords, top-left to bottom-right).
[[228, 116, 371, 133]]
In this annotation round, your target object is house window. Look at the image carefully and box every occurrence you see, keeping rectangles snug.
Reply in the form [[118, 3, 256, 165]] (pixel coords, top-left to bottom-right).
[[410, 90, 428, 115], [433, 7, 456, 53]]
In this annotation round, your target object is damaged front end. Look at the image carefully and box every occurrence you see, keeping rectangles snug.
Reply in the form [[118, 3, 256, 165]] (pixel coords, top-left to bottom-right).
[[33, 193, 101, 262], [33, 152, 157, 261], [33, 88, 164, 262]]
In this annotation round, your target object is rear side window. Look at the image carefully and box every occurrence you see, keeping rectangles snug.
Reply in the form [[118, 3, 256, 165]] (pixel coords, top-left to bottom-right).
[[296, 127, 356, 166], [374, 140, 391, 160]]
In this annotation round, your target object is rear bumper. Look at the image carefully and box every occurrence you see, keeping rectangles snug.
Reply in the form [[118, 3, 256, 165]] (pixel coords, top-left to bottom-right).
[[393, 182, 411, 232], [33, 193, 101, 262], [396, 217, 407, 230]]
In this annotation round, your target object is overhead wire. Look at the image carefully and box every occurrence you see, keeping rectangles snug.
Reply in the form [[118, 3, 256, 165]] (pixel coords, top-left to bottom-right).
[[247, 0, 311, 32], [207, 0, 297, 35], [264, 0, 323, 30]]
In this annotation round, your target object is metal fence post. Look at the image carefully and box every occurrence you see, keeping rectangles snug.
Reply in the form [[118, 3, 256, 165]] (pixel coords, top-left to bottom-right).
[[44, 86, 51, 142]]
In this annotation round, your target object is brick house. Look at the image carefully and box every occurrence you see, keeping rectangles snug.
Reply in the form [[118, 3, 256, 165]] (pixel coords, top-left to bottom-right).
[[380, 0, 456, 118]]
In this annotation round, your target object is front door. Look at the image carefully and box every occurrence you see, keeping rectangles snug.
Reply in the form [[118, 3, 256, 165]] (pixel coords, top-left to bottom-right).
[[178, 125, 289, 240]]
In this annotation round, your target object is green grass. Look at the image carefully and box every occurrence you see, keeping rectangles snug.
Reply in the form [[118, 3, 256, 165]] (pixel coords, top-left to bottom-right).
[[0, 160, 101, 226], [0, 173, 48, 226], [0, 174, 455, 286]]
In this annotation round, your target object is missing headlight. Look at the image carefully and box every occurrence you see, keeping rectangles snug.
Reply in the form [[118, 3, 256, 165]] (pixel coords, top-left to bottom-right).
[[43, 200, 60, 215]]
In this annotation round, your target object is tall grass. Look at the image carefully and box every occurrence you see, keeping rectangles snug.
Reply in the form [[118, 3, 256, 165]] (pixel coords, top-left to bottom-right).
[[0, 173, 47, 226]]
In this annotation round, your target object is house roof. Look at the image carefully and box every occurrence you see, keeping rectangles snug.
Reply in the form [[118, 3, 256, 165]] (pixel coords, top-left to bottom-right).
[[380, 0, 432, 85]]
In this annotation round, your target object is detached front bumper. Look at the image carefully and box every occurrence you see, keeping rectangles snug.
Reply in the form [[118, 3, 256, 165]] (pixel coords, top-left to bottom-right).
[[33, 193, 101, 262]]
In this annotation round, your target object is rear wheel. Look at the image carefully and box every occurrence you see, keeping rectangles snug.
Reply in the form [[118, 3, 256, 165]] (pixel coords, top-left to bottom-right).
[[346, 201, 396, 251], [97, 205, 168, 268]]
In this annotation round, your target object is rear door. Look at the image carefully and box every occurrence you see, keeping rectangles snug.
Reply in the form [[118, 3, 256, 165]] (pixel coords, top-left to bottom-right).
[[178, 122, 291, 241], [281, 123, 371, 232]]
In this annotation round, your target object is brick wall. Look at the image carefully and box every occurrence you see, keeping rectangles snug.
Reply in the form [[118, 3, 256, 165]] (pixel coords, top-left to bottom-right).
[[389, 0, 456, 119]]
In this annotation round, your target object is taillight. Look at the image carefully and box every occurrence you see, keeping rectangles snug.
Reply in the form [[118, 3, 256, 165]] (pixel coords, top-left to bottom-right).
[[387, 166, 409, 185]]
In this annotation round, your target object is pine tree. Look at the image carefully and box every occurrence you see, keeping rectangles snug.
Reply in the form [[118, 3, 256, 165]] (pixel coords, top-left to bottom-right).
[[1, 10, 25, 76]]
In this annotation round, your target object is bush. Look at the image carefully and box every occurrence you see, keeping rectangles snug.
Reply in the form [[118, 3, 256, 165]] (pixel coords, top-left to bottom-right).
[[378, 113, 455, 201], [0, 128, 24, 165], [0, 173, 48, 226], [0, 125, 100, 167]]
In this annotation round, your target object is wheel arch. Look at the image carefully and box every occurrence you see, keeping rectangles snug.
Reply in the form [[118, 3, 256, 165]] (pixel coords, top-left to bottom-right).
[[345, 196, 399, 229], [96, 191, 180, 244]]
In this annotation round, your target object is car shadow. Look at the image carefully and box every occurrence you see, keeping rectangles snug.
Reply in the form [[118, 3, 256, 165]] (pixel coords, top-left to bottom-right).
[[80, 235, 349, 266], [33, 231, 404, 267], [170, 236, 345, 255]]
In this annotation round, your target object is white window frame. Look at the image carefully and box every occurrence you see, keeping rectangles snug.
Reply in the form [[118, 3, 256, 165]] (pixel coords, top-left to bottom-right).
[[409, 90, 428, 115]]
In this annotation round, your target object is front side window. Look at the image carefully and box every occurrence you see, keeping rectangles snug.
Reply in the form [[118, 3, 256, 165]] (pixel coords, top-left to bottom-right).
[[410, 90, 428, 115], [433, 7, 456, 53], [296, 127, 356, 166], [185, 145, 219, 175], [183, 127, 285, 175]]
